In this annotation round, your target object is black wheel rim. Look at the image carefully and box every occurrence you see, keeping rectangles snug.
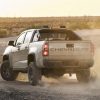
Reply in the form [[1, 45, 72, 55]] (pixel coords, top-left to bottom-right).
[[2, 66, 11, 78]]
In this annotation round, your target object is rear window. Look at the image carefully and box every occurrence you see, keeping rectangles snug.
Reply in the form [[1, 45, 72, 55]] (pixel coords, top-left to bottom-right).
[[39, 29, 81, 41]]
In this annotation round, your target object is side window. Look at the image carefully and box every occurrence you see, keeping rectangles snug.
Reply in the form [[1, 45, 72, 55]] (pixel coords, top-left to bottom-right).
[[24, 31, 33, 43], [15, 32, 26, 46], [33, 31, 40, 42]]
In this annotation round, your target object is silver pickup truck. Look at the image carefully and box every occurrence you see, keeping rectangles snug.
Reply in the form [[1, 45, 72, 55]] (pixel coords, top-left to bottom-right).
[[0, 28, 94, 85]]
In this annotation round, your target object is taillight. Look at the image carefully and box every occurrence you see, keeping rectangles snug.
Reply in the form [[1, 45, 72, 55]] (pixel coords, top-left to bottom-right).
[[42, 43, 49, 56]]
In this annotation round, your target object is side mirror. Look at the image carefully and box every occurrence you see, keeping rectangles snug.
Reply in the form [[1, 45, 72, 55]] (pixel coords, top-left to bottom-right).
[[8, 41, 14, 46]]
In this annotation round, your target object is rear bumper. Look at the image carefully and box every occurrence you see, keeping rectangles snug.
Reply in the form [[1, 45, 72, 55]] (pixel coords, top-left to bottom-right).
[[43, 59, 94, 68]]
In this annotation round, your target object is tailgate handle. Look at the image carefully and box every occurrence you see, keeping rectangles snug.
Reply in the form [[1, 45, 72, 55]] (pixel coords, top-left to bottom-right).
[[66, 44, 74, 48]]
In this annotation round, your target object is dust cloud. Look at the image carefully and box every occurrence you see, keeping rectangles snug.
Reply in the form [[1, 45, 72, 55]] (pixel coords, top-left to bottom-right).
[[77, 29, 100, 77]]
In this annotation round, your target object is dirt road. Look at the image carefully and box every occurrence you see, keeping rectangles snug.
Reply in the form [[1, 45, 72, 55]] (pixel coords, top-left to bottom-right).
[[0, 74, 100, 100], [0, 29, 100, 100]]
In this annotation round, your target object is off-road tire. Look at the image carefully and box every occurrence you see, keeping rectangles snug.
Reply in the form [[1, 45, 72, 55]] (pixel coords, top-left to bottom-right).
[[28, 62, 41, 86], [76, 69, 90, 83], [0, 60, 18, 81]]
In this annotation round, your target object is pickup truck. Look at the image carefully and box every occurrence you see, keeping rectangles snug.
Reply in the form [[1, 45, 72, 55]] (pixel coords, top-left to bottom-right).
[[0, 28, 94, 85]]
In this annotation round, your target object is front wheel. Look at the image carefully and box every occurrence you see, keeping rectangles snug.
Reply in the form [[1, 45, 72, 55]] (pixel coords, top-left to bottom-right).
[[76, 69, 90, 83], [28, 62, 41, 86], [0, 60, 18, 81]]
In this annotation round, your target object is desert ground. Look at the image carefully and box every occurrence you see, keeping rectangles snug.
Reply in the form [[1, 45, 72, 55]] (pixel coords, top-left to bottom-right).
[[0, 29, 100, 100]]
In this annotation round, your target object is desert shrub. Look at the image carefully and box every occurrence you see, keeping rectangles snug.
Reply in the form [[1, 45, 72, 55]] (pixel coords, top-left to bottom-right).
[[0, 29, 8, 38], [26, 25, 41, 29]]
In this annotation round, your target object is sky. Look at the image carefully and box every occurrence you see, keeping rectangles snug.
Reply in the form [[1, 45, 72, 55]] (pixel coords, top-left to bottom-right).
[[0, 0, 100, 17]]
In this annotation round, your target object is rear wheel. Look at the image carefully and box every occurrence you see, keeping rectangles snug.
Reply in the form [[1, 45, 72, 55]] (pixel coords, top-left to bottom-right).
[[0, 60, 18, 81], [76, 69, 90, 83], [28, 62, 41, 86]]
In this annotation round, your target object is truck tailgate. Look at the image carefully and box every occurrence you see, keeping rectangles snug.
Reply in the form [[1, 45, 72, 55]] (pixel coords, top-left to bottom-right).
[[48, 41, 93, 60]]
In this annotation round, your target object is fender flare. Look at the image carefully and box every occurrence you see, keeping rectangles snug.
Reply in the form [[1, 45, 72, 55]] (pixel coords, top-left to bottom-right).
[[3, 55, 9, 61], [27, 53, 36, 65]]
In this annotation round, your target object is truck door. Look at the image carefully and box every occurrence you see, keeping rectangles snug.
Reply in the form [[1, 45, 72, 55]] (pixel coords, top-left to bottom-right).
[[12, 30, 34, 69]]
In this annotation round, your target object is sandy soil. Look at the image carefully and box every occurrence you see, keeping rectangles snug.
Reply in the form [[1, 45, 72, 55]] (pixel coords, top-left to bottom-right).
[[0, 29, 100, 100]]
